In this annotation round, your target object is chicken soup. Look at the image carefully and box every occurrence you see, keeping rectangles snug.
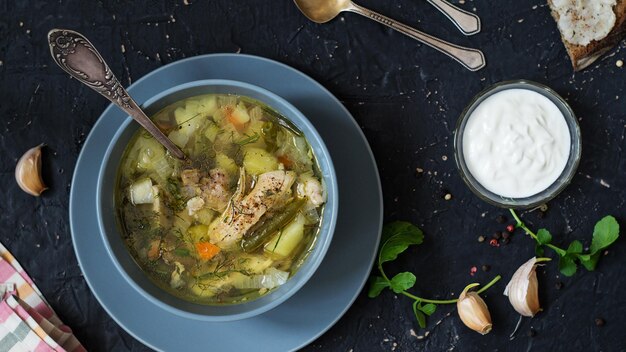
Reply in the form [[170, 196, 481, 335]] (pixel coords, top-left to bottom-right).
[[115, 94, 326, 304]]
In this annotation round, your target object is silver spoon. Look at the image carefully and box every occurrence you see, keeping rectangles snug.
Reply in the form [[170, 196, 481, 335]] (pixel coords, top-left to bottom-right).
[[427, 0, 481, 36], [47, 29, 186, 160], [293, 0, 485, 71]]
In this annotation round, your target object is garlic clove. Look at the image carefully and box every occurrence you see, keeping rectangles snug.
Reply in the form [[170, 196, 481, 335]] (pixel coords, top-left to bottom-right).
[[15, 144, 48, 196], [457, 283, 493, 335], [503, 257, 542, 317]]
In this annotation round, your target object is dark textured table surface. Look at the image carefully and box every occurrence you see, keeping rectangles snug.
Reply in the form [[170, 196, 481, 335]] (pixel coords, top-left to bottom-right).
[[1, 0, 625, 351]]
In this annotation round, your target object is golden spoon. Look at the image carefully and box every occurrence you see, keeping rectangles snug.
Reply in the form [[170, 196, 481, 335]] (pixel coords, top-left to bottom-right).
[[293, 0, 486, 71]]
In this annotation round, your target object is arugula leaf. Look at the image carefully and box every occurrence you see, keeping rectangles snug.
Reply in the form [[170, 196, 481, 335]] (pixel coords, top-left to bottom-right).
[[382, 221, 422, 242], [554, 249, 567, 257], [535, 243, 545, 257], [537, 229, 552, 245], [369, 222, 423, 298], [566, 240, 583, 254], [419, 303, 437, 316], [512, 210, 620, 277], [412, 302, 437, 328], [368, 221, 501, 330], [412, 301, 426, 328], [379, 222, 424, 265], [580, 252, 600, 271], [558, 255, 577, 277], [390, 272, 416, 293], [368, 276, 390, 298], [590, 216, 619, 254], [551, 246, 567, 257]]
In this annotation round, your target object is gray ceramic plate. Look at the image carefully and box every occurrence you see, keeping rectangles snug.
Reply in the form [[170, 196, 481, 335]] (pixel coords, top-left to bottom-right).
[[70, 54, 383, 351]]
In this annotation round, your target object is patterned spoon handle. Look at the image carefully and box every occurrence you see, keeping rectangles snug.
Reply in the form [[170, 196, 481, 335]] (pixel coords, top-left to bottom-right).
[[47, 29, 185, 160], [427, 0, 481, 36], [348, 3, 485, 71]]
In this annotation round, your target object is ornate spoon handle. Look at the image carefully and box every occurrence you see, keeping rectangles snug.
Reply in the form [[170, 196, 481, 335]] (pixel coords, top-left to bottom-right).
[[47, 29, 185, 160], [427, 0, 481, 36], [347, 3, 485, 71]]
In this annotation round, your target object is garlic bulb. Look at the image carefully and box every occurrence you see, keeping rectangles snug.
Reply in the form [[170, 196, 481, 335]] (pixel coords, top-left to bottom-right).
[[503, 257, 542, 317], [457, 283, 493, 335], [15, 145, 48, 196]]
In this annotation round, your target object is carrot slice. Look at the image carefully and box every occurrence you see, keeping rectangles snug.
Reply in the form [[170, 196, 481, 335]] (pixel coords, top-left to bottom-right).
[[227, 115, 246, 131], [224, 106, 247, 131], [277, 155, 293, 168], [195, 242, 221, 260], [147, 239, 161, 260]]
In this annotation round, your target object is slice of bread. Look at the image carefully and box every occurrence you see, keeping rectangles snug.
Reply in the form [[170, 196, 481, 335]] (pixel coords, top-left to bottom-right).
[[548, 0, 626, 71]]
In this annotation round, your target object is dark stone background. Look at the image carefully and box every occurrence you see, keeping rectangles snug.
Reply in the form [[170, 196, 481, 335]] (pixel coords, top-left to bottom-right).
[[1, 0, 625, 351]]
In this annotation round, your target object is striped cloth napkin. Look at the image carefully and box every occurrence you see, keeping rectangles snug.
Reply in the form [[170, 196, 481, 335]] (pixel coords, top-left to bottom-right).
[[0, 242, 85, 352]]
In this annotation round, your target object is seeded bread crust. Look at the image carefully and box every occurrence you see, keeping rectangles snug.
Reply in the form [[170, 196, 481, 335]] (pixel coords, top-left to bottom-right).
[[548, 0, 626, 70]]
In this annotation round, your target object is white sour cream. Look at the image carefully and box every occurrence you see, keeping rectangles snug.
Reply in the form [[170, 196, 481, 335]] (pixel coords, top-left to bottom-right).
[[462, 89, 571, 198], [552, 0, 616, 46]]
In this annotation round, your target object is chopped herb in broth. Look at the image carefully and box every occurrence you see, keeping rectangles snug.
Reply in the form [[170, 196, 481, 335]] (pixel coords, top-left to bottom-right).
[[116, 94, 326, 305]]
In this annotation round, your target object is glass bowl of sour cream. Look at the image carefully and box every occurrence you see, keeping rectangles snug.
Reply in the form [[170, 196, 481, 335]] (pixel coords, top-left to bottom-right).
[[454, 80, 581, 208]]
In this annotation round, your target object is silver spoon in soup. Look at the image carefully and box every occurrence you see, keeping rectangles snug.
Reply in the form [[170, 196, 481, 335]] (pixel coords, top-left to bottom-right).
[[47, 29, 186, 160]]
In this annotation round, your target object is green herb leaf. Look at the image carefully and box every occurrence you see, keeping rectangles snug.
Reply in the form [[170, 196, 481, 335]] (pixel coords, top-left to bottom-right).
[[381, 221, 424, 243], [379, 222, 424, 266], [368, 221, 500, 330], [566, 240, 583, 254], [174, 248, 190, 257], [580, 252, 600, 271], [389, 272, 416, 293], [175, 113, 201, 128], [537, 229, 552, 245], [558, 255, 577, 277], [368, 276, 390, 298], [419, 303, 437, 316], [535, 243, 545, 257], [549, 245, 567, 257], [412, 301, 426, 328], [590, 216, 619, 254], [235, 132, 260, 146]]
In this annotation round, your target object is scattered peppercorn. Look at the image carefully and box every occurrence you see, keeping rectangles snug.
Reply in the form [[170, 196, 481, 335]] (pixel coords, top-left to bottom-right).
[[496, 215, 507, 224], [489, 239, 500, 247], [478, 235, 485, 243], [493, 231, 502, 240], [555, 281, 563, 290], [481, 265, 491, 272], [470, 266, 477, 276], [595, 318, 605, 327], [444, 193, 452, 201], [527, 329, 536, 337], [536, 211, 546, 219], [506, 224, 515, 233], [502, 237, 510, 245], [502, 232, 510, 240]]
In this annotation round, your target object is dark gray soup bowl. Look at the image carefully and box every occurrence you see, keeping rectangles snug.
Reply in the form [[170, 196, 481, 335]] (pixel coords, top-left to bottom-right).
[[96, 79, 338, 322]]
